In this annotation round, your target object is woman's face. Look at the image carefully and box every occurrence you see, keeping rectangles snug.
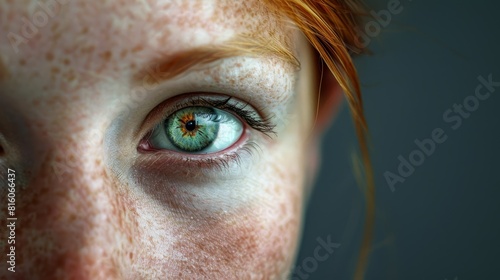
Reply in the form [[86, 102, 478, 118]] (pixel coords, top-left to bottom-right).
[[0, 0, 321, 278]]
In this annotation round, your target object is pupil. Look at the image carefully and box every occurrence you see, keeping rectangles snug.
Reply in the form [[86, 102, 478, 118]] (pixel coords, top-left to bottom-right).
[[185, 120, 196, 131]]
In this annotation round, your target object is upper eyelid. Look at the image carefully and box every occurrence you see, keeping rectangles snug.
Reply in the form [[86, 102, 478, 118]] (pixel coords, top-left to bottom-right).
[[131, 55, 297, 107], [130, 56, 296, 144]]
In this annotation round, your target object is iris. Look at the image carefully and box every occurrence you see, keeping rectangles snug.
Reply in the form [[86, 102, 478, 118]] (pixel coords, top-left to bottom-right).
[[165, 107, 220, 152]]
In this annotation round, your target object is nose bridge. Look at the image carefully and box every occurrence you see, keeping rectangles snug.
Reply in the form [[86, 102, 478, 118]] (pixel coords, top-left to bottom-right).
[[16, 135, 132, 279]]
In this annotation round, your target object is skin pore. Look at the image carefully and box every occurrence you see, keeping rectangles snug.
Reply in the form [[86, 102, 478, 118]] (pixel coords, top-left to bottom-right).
[[0, 0, 340, 279]]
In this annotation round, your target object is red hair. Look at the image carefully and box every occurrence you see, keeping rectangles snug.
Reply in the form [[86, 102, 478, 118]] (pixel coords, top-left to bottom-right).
[[262, 1, 374, 279]]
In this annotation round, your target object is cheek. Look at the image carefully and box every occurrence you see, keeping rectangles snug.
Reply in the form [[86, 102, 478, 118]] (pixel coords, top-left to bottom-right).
[[7, 146, 306, 279], [8, 152, 138, 279], [128, 159, 305, 279]]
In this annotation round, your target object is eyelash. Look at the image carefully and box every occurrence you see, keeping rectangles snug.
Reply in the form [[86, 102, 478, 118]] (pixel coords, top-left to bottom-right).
[[138, 95, 275, 169], [168, 96, 276, 136], [141, 141, 263, 172]]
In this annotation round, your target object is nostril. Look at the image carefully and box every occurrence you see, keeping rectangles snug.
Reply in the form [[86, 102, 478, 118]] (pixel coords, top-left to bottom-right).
[[0, 144, 4, 156]]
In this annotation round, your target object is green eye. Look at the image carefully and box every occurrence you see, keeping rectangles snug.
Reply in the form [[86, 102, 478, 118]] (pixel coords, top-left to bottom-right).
[[166, 107, 219, 152], [149, 106, 244, 154]]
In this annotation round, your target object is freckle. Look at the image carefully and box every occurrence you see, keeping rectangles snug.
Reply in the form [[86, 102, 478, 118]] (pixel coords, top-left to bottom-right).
[[100, 51, 112, 62], [51, 67, 60, 74], [81, 45, 95, 54], [50, 23, 60, 33], [46, 52, 54, 61], [19, 59, 26, 66], [65, 71, 76, 82], [81, 26, 88, 34], [62, 58, 70, 65], [52, 32, 62, 41], [131, 45, 144, 53], [120, 50, 128, 59]]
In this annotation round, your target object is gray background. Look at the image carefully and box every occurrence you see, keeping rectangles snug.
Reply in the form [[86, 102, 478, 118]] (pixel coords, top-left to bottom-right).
[[294, 0, 500, 279]]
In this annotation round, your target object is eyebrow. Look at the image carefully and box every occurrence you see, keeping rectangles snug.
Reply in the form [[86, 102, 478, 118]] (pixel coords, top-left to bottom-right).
[[133, 34, 300, 85]]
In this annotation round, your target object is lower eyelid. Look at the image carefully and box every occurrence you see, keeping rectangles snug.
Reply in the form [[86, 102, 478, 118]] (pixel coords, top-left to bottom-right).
[[136, 129, 259, 171]]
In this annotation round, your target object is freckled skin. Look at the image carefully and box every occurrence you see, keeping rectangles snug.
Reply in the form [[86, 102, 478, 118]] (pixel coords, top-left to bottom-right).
[[0, 0, 317, 279]]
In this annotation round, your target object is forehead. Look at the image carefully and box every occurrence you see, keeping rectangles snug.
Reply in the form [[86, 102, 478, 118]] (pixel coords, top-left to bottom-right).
[[0, 0, 294, 95], [1, 0, 280, 44]]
